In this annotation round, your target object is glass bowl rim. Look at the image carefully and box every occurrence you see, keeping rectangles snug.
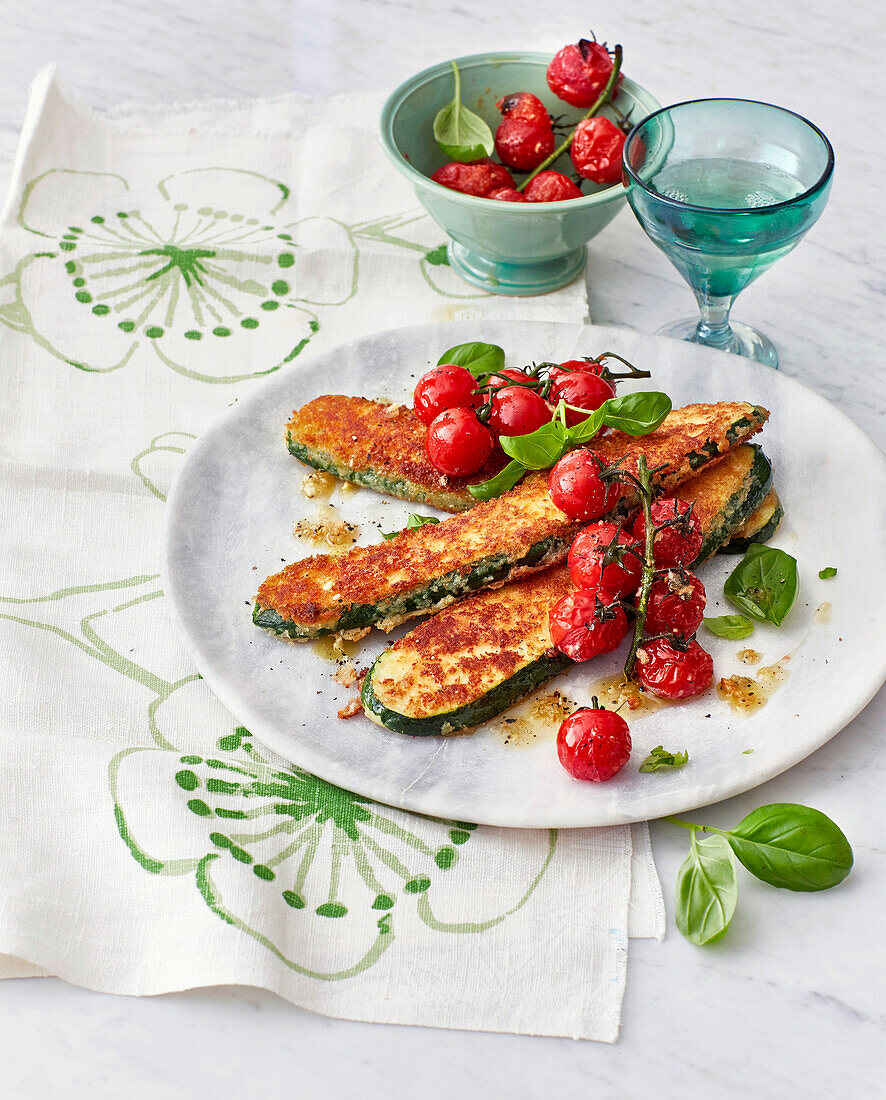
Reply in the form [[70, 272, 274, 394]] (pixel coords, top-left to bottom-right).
[[622, 97, 835, 216]]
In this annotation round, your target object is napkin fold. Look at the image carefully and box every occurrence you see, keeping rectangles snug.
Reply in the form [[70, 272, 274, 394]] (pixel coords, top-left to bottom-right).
[[0, 67, 663, 1042]]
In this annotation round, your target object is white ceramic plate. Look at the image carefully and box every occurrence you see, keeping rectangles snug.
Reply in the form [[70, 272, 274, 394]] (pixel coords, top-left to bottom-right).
[[164, 321, 886, 827]]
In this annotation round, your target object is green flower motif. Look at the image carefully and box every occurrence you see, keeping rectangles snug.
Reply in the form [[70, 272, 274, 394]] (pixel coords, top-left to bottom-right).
[[0, 167, 362, 382]]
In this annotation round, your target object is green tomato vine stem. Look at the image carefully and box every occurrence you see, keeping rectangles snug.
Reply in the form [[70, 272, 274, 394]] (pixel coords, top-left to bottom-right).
[[624, 453, 655, 679], [517, 44, 624, 193]]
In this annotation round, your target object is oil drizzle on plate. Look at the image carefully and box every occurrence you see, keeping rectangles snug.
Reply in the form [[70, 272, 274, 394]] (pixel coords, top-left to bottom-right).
[[496, 691, 575, 748], [588, 672, 667, 717], [293, 502, 360, 552], [718, 657, 791, 714]]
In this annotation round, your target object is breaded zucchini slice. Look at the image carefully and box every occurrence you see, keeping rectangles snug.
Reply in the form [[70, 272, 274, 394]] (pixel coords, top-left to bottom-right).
[[719, 489, 783, 554], [254, 402, 768, 640], [362, 445, 772, 736], [286, 396, 506, 513]]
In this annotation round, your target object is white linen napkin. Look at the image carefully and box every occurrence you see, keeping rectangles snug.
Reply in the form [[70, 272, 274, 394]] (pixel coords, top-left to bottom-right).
[[0, 67, 663, 1042]]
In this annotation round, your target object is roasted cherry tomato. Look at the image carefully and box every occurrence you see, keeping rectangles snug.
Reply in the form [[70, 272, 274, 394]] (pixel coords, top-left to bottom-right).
[[431, 159, 515, 197], [546, 39, 623, 108], [548, 590, 628, 662], [549, 448, 619, 521], [631, 498, 703, 567], [524, 171, 583, 202], [488, 187, 527, 202], [413, 364, 478, 425], [643, 569, 706, 637], [570, 116, 626, 185], [495, 118, 556, 171], [425, 407, 495, 476], [496, 92, 551, 126], [636, 638, 714, 699], [568, 522, 642, 598], [486, 385, 552, 436], [557, 705, 631, 781], [549, 370, 615, 427]]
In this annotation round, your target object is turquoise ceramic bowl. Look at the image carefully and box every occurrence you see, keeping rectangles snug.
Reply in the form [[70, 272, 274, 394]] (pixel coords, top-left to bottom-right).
[[380, 52, 660, 295]]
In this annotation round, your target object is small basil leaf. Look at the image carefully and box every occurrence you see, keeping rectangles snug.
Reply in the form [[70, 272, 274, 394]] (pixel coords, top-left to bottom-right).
[[639, 745, 689, 772], [675, 832, 737, 946], [467, 459, 526, 501], [723, 545, 798, 625], [564, 404, 606, 445], [601, 391, 672, 436], [381, 514, 440, 540], [819, 567, 837, 580], [432, 62, 494, 164], [499, 420, 568, 470], [703, 614, 755, 640], [726, 803, 853, 892], [438, 341, 505, 377]]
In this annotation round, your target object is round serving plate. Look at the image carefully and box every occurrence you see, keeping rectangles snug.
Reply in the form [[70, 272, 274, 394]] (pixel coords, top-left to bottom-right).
[[164, 320, 886, 827]]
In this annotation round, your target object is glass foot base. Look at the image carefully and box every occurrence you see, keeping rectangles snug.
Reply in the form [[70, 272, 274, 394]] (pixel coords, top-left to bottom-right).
[[656, 317, 779, 369], [447, 242, 586, 297]]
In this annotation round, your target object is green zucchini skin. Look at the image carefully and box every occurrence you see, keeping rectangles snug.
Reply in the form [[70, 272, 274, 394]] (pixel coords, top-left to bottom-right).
[[695, 446, 771, 562], [719, 497, 784, 554], [362, 648, 573, 737]]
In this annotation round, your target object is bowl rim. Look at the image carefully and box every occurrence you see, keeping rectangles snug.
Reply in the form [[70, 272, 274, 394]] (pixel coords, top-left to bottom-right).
[[622, 97, 835, 215], [379, 51, 661, 213]]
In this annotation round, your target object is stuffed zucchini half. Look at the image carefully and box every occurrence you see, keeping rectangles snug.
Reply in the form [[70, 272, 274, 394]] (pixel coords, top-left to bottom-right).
[[719, 488, 783, 554], [362, 444, 773, 736], [255, 401, 768, 640]]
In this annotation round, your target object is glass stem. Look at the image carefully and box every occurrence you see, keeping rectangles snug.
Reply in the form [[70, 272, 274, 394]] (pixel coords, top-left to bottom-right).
[[693, 292, 736, 350]]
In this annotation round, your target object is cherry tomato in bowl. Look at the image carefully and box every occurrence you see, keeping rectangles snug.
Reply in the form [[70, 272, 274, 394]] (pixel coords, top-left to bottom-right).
[[635, 638, 714, 699], [425, 407, 495, 476], [546, 39, 624, 109], [413, 364, 478, 425], [631, 497, 702, 567], [548, 590, 627, 662], [571, 117, 626, 186], [557, 705, 631, 781], [549, 448, 619, 521], [567, 522, 642, 598]]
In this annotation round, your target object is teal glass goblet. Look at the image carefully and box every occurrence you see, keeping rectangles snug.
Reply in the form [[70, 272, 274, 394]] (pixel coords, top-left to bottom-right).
[[622, 99, 834, 368]]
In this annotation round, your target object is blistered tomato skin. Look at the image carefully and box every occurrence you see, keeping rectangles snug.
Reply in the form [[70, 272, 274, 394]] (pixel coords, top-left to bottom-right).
[[486, 386, 552, 436], [636, 638, 714, 699], [496, 92, 551, 126], [524, 171, 584, 203], [431, 160, 516, 197], [548, 590, 628, 662], [549, 371, 615, 427], [557, 707, 632, 781], [568, 522, 642, 598], [571, 117, 626, 185], [425, 407, 495, 477], [643, 570, 706, 637], [631, 498, 703, 567], [495, 117, 556, 172], [549, 448, 619, 521], [546, 40, 623, 108], [488, 187, 527, 202], [413, 365, 478, 425]]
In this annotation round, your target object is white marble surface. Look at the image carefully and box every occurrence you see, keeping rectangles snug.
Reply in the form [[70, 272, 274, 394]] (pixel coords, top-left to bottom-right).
[[1, 0, 885, 1095]]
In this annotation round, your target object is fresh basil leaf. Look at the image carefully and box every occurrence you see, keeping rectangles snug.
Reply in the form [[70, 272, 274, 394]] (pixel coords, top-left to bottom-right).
[[438, 341, 505, 377], [726, 803, 853, 892], [723, 545, 798, 626], [819, 566, 837, 580], [564, 404, 606, 445], [433, 62, 494, 163], [675, 832, 737, 946], [601, 391, 672, 436], [382, 514, 440, 539], [467, 459, 525, 501], [499, 420, 569, 470], [639, 745, 689, 772], [703, 614, 755, 640]]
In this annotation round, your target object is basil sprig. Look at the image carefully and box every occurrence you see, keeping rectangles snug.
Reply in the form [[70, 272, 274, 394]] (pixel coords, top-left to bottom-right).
[[468, 390, 672, 500], [819, 566, 837, 580], [432, 62, 494, 163], [724, 544, 798, 626], [667, 804, 853, 945], [382, 514, 440, 540], [437, 341, 505, 378], [703, 614, 755, 640], [639, 745, 689, 772]]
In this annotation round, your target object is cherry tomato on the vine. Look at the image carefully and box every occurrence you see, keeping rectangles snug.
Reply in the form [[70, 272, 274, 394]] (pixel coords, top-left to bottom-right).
[[546, 39, 623, 108], [549, 448, 619, 521], [570, 116, 626, 186], [425, 407, 495, 477], [635, 638, 714, 699], [486, 385, 552, 437], [549, 370, 615, 427], [557, 705, 631, 781], [413, 365, 478, 425], [488, 187, 527, 202], [524, 171, 583, 203], [567, 522, 642, 598], [548, 590, 628, 662], [631, 498, 703, 567], [431, 160, 515, 198], [643, 570, 706, 638], [496, 92, 551, 126]]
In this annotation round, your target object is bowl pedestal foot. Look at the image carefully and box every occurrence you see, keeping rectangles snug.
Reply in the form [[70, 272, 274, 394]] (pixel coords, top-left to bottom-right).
[[447, 242, 587, 296]]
